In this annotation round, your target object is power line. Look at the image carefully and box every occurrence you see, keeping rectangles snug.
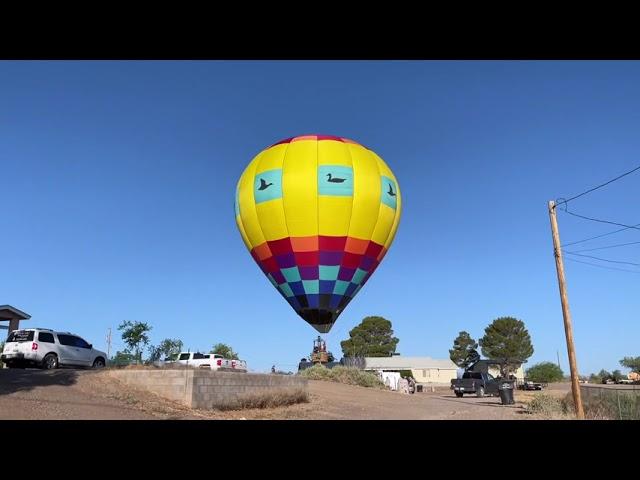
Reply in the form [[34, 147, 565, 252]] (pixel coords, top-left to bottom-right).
[[558, 164, 640, 205], [562, 222, 640, 248], [565, 257, 640, 274], [569, 240, 640, 253], [561, 209, 640, 231], [564, 251, 640, 267]]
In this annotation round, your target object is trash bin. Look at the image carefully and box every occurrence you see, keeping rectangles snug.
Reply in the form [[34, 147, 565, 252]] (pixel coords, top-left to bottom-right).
[[416, 385, 423, 393], [498, 380, 515, 405]]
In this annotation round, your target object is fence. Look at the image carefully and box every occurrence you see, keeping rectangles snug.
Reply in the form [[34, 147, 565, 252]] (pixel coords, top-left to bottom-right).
[[580, 384, 640, 420]]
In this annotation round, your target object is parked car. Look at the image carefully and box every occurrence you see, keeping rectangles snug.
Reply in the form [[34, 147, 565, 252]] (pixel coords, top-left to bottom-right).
[[165, 352, 247, 372], [450, 371, 500, 397], [615, 378, 632, 385], [521, 380, 543, 391], [1, 328, 107, 369]]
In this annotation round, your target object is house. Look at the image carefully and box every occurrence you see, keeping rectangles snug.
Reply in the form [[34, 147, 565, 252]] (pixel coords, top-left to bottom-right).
[[360, 356, 527, 386], [362, 356, 459, 386]]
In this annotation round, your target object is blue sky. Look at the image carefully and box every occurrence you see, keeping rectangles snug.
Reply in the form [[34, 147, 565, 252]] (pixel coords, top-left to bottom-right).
[[1, 61, 638, 375]]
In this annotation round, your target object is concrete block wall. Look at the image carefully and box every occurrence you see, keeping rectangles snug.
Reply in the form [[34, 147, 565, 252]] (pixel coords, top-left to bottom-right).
[[190, 370, 307, 409], [109, 369, 307, 409], [109, 369, 194, 405]]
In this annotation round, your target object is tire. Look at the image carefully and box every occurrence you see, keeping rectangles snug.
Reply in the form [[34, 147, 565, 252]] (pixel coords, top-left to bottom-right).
[[42, 353, 58, 370], [455, 392, 464, 398], [476, 386, 485, 398], [92, 357, 105, 369]]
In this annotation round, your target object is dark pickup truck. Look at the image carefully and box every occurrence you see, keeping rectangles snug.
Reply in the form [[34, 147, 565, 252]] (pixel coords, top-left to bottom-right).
[[451, 371, 500, 397]]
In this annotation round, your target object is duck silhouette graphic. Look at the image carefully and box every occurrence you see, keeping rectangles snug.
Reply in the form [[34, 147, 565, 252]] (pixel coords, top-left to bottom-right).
[[326, 173, 346, 183], [387, 183, 396, 197], [258, 178, 273, 190]]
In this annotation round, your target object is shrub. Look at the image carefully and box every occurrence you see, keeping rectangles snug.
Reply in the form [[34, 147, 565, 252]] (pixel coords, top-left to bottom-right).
[[526, 394, 570, 419], [299, 364, 385, 389], [216, 388, 309, 410], [298, 364, 334, 381]]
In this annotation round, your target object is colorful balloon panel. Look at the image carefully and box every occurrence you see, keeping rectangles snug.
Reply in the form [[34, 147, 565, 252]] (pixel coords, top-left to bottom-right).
[[234, 135, 401, 333]]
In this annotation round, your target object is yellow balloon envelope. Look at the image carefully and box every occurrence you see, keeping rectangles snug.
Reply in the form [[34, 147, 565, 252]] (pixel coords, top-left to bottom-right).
[[234, 135, 401, 332]]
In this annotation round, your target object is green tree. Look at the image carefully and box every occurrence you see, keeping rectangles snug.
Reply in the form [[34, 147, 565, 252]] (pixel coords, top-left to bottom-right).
[[210, 343, 239, 360], [620, 356, 640, 374], [479, 316, 534, 377], [449, 331, 479, 369], [149, 338, 184, 362], [611, 369, 624, 382], [110, 350, 135, 366], [118, 320, 152, 362], [526, 361, 564, 383], [340, 316, 399, 358], [597, 369, 612, 383]]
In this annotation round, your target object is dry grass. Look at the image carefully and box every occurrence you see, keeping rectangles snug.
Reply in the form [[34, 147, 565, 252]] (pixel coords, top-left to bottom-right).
[[564, 392, 640, 420], [522, 389, 640, 420], [214, 388, 309, 411], [121, 364, 155, 370], [524, 393, 573, 419]]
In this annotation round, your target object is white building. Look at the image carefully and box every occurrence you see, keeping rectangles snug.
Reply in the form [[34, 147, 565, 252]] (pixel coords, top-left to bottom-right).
[[363, 356, 459, 386], [362, 356, 527, 386]]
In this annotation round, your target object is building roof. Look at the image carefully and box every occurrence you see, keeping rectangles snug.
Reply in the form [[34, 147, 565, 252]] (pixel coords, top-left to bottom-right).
[[363, 356, 458, 371], [0, 305, 31, 321]]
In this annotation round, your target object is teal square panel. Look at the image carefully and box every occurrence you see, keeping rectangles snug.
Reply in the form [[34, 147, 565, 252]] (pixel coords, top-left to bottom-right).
[[254, 169, 283, 204], [333, 280, 350, 295], [279, 283, 294, 298], [302, 280, 319, 294], [351, 268, 368, 285], [319, 265, 340, 281], [381, 176, 398, 209], [318, 166, 354, 196], [281, 267, 301, 283]]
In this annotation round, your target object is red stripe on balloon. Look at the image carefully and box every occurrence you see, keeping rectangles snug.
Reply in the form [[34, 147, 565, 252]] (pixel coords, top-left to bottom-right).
[[265, 135, 364, 150]]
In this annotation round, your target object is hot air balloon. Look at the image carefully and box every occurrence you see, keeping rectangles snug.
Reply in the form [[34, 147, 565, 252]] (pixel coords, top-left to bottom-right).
[[234, 135, 401, 333]]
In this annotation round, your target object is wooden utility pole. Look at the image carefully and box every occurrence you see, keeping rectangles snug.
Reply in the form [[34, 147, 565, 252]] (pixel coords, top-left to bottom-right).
[[548, 200, 584, 419], [106, 328, 112, 359]]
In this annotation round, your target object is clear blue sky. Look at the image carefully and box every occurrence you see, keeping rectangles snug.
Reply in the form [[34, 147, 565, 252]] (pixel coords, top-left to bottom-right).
[[1, 61, 638, 375]]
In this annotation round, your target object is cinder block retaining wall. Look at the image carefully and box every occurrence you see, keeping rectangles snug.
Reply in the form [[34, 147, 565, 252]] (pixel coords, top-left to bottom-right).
[[108, 369, 308, 409]]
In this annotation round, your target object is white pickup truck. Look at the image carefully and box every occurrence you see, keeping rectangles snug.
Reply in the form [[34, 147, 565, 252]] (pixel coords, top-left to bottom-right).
[[168, 352, 247, 373]]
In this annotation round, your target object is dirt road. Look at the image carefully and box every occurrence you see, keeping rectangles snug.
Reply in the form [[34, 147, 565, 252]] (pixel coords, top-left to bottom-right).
[[0, 368, 207, 419], [0, 369, 544, 420]]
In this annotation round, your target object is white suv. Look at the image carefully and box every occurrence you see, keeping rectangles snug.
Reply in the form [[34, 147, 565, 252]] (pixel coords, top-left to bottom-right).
[[1, 328, 108, 370]]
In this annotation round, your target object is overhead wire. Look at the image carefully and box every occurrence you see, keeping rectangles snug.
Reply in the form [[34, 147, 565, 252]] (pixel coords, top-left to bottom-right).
[[565, 257, 640, 274], [563, 251, 640, 267]]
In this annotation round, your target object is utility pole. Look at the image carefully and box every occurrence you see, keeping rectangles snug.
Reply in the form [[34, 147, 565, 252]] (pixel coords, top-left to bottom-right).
[[548, 200, 584, 419], [557, 350, 561, 371], [106, 328, 112, 360]]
